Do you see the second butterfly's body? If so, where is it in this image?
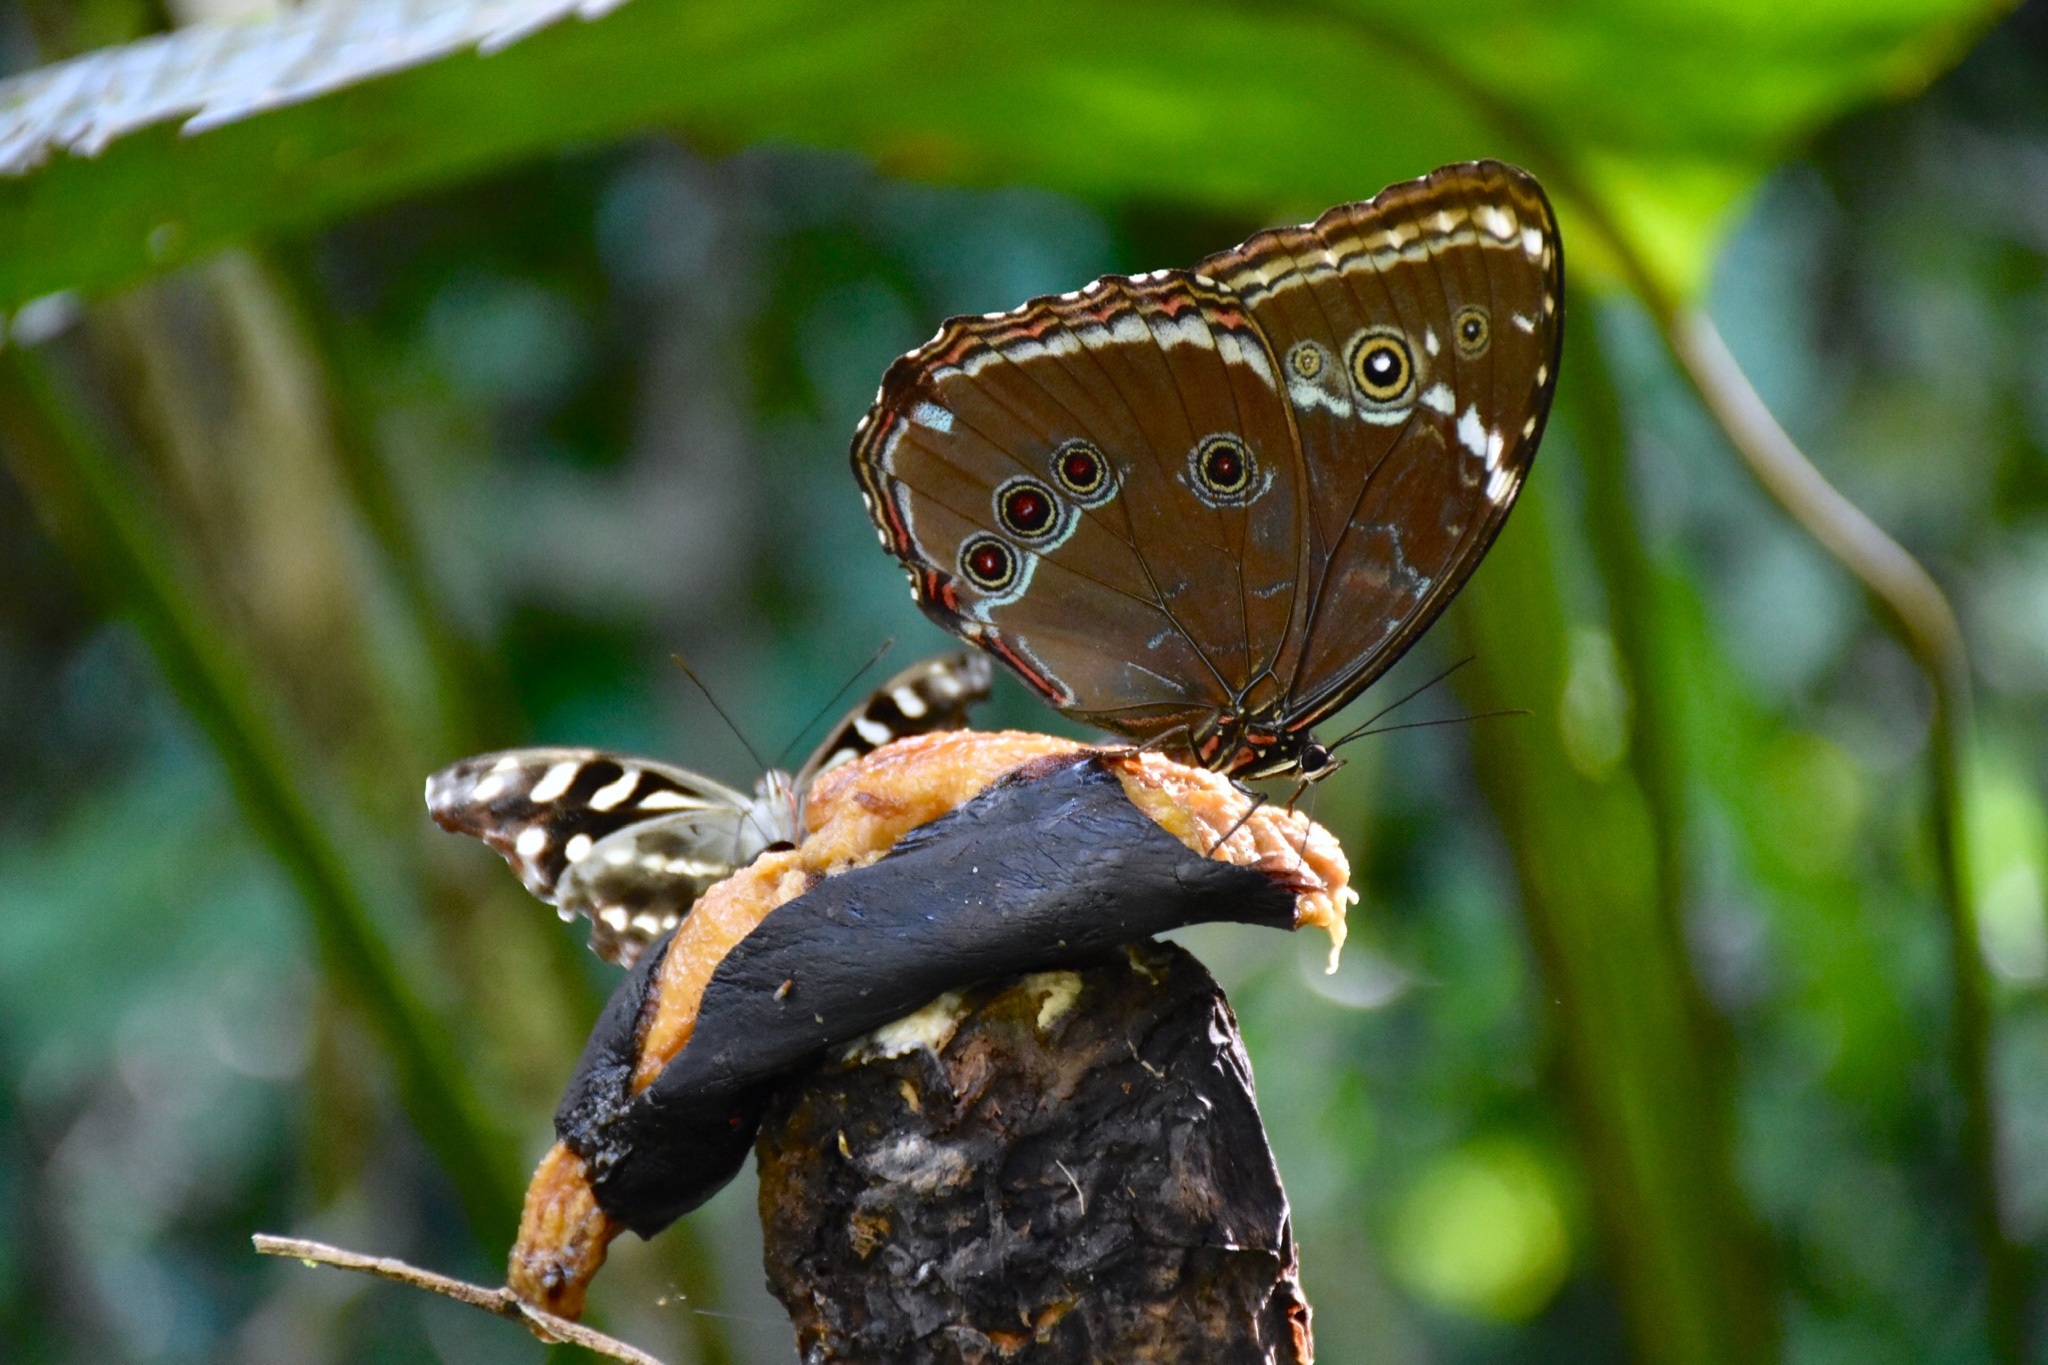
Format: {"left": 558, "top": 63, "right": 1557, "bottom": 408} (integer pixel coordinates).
{"left": 852, "top": 161, "right": 1563, "bottom": 778}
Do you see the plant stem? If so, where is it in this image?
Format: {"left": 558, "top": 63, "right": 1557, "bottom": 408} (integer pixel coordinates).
{"left": 1357, "top": 24, "right": 2019, "bottom": 1346}
{"left": 1559, "top": 172, "right": 2016, "bottom": 1363}
{"left": 1457, "top": 478, "right": 1777, "bottom": 1365}
{"left": 261, "top": 245, "right": 522, "bottom": 756}
{"left": 1664, "top": 312, "right": 2016, "bottom": 1363}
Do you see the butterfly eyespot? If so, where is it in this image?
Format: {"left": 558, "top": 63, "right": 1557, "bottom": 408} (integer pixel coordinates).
{"left": 995, "top": 477, "right": 1062, "bottom": 540}
{"left": 1201, "top": 438, "right": 1248, "bottom": 491}
{"left": 959, "top": 535, "right": 1018, "bottom": 591}
{"left": 1287, "top": 341, "right": 1327, "bottom": 381}
{"left": 1050, "top": 438, "right": 1112, "bottom": 503}
{"left": 1188, "top": 434, "right": 1263, "bottom": 507}
{"left": 1348, "top": 331, "right": 1414, "bottom": 404}
{"left": 1454, "top": 305, "right": 1491, "bottom": 357}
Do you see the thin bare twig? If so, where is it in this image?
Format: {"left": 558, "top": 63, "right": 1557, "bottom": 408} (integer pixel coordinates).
{"left": 252, "top": 1235, "right": 668, "bottom": 1365}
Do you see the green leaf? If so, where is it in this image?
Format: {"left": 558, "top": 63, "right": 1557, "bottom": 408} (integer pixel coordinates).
{"left": 0, "top": 0, "right": 2007, "bottom": 312}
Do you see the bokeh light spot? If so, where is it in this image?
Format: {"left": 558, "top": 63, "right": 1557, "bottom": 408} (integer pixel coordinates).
{"left": 1387, "top": 1138, "right": 1571, "bottom": 1321}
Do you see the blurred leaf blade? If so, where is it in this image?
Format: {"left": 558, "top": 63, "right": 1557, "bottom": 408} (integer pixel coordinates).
{"left": 0, "top": 345, "right": 525, "bottom": 1250}
{"left": 1456, "top": 472, "right": 1779, "bottom": 1365}
{"left": 0, "top": 0, "right": 2006, "bottom": 310}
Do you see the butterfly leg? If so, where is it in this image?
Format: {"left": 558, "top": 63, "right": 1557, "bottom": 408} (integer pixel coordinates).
{"left": 1286, "top": 779, "right": 1323, "bottom": 877}
{"left": 1207, "top": 788, "right": 1271, "bottom": 859}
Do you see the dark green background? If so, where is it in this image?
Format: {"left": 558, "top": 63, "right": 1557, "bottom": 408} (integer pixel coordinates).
{"left": 2, "top": 1, "right": 2046, "bottom": 1361}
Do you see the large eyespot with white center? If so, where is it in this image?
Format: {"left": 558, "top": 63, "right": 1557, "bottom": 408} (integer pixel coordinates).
{"left": 1186, "top": 434, "right": 1269, "bottom": 508}
{"left": 1048, "top": 438, "right": 1115, "bottom": 508}
{"left": 994, "top": 477, "right": 1065, "bottom": 543}
{"left": 959, "top": 534, "right": 1019, "bottom": 592}
{"left": 1348, "top": 329, "right": 1415, "bottom": 406}
{"left": 1454, "top": 305, "right": 1491, "bottom": 358}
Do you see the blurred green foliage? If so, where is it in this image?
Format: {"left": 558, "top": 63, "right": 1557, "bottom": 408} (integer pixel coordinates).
{"left": 2, "top": 2, "right": 2047, "bottom": 1364}
{"left": 0, "top": 0, "right": 2006, "bottom": 308}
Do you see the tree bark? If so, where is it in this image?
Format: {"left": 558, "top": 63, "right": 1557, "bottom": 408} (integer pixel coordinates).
{"left": 755, "top": 941, "right": 1312, "bottom": 1365}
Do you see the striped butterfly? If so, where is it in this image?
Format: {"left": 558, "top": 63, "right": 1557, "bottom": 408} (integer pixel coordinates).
{"left": 427, "top": 653, "right": 992, "bottom": 966}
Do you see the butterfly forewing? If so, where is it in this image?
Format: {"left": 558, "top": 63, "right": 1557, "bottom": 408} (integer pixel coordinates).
{"left": 1199, "top": 163, "right": 1563, "bottom": 727}
{"left": 794, "top": 651, "right": 994, "bottom": 789}
{"left": 853, "top": 273, "right": 1307, "bottom": 744}
{"left": 852, "top": 161, "right": 1563, "bottom": 774}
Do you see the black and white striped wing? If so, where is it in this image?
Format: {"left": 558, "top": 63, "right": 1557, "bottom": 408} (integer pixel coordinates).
{"left": 553, "top": 811, "right": 765, "bottom": 967}
{"left": 426, "top": 748, "right": 770, "bottom": 966}
{"left": 427, "top": 655, "right": 992, "bottom": 968}
{"left": 793, "top": 651, "right": 994, "bottom": 790}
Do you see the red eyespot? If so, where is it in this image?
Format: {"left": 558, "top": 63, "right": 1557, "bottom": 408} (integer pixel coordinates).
{"left": 960, "top": 536, "right": 1018, "bottom": 591}
{"left": 1205, "top": 445, "right": 1242, "bottom": 488}
{"left": 1193, "top": 434, "right": 1254, "bottom": 499}
{"left": 1187, "top": 435, "right": 1262, "bottom": 507}
{"left": 1001, "top": 484, "right": 1055, "bottom": 536}
{"left": 1050, "top": 438, "right": 1112, "bottom": 503}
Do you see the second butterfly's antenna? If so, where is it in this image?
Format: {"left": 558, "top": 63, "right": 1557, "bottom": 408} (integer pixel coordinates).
{"left": 772, "top": 638, "right": 897, "bottom": 771}
{"left": 671, "top": 652, "right": 771, "bottom": 774}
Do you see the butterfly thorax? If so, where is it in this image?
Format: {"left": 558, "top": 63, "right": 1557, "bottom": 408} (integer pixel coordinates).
{"left": 746, "top": 769, "right": 802, "bottom": 850}
{"left": 1189, "top": 710, "right": 1329, "bottom": 781}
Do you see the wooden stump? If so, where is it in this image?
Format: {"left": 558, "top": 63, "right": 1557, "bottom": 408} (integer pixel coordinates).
{"left": 756, "top": 941, "right": 1312, "bottom": 1364}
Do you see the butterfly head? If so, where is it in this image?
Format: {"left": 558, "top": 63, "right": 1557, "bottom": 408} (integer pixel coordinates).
{"left": 1295, "top": 741, "right": 1343, "bottom": 784}
{"left": 1215, "top": 726, "right": 1344, "bottom": 784}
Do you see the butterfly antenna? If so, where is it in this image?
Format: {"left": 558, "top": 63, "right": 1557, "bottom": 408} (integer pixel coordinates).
{"left": 670, "top": 652, "right": 771, "bottom": 772}
{"left": 1326, "top": 655, "right": 1478, "bottom": 750}
{"left": 1338, "top": 709, "right": 1530, "bottom": 745}
{"left": 772, "top": 638, "right": 897, "bottom": 771}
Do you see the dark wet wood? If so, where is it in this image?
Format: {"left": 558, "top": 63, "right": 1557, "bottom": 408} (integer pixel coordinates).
{"left": 755, "top": 941, "right": 1312, "bottom": 1364}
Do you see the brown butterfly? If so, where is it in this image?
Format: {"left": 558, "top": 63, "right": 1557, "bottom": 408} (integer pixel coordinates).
{"left": 851, "top": 161, "right": 1563, "bottom": 779}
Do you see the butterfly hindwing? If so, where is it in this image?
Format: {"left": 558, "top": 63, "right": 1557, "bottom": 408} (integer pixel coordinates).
{"left": 852, "top": 274, "right": 1308, "bottom": 748}
{"left": 554, "top": 809, "right": 763, "bottom": 967}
